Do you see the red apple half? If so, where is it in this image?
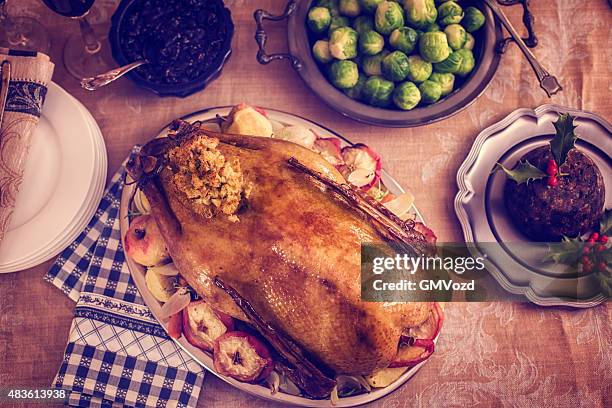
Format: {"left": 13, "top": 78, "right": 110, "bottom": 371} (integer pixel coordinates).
{"left": 213, "top": 331, "right": 274, "bottom": 383}
{"left": 183, "top": 300, "right": 235, "bottom": 352}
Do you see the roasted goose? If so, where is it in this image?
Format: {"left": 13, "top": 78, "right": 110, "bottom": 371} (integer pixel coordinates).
{"left": 127, "top": 120, "right": 437, "bottom": 397}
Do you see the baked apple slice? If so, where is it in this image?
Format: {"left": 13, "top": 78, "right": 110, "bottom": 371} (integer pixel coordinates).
{"left": 222, "top": 103, "right": 273, "bottom": 137}
{"left": 313, "top": 137, "right": 344, "bottom": 167}
{"left": 391, "top": 303, "right": 444, "bottom": 368}
{"left": 183, "top": 300, "right": 235, "bottom": 352}
{"left": 213, "top": 331, "right": 274, "bottom": 383}
{"left": 339, "top": 144, "right": 382, "bottom": 190}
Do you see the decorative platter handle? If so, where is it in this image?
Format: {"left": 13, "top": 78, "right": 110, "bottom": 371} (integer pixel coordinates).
{"left": 253, "top": 0, "right": 302, "bottom": 70}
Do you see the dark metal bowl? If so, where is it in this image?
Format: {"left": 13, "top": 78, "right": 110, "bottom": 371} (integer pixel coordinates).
{"left": 109, "top": 0, "right": 234, "bottom": 98}
{"left": 255, "top": 0, "right": 503, "bottom": 127}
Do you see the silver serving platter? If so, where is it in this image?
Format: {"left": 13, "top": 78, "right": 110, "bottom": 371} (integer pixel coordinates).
{"left": 120, "top": 107, "right": 437, "bottom": 406}
{"left": 455, "top": 104, "right": 611, "bottom": 308}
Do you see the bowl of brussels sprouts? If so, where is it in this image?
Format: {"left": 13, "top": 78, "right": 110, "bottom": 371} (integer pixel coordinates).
{"left": 254, "top": 0, "right": 503, "bottom": 127}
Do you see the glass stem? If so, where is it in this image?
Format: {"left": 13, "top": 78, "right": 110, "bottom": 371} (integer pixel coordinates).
{"left": 78, "top": 16, "right": 101, "bottom": 54}
{"left": 1, "top": 2, "right": 27, "bottom": 47}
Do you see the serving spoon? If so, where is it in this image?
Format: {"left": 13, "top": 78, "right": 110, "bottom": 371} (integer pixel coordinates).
{"left": 80, "top": 59, "right": 148, "bottom": 91}
{"left": 482, "top": 0, "right": 562, "bottom": 97}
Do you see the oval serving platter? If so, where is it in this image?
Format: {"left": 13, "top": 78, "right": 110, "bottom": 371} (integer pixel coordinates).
{"left": 120, "top": 106, "right": 439, "bottom": 406}
{"left": 455, "top": 104, "right": 611, "bottom": 308}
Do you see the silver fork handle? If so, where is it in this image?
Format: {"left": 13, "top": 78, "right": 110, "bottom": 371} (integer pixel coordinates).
{"left": 80, "top": 60, "right": 148, "bottom": 91}
{"left": 483, "top": 0, "right": 562, "bottom": 97}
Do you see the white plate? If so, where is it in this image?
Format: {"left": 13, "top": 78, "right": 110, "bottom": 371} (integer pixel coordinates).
{"left": 121, "top": 107, "right": 437, "bottom": 407}
{"left": 2, "top": 93, "right": 108, "bottom": 270}
{"left": 0, "top": 82, "right": 107, "bottom": 272}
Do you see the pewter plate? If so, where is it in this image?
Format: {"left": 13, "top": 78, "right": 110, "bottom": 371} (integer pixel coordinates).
{"left": 455, "top": 104, "right": 611, "bottom": 308}
{"left": 121, "top": 107, "right": 438, "bottom": 406}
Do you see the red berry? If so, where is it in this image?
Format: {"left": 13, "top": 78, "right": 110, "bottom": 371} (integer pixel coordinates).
{"left": 546, "top": 159, "right": 558, "bottom": 176}
{"left": 595, "top": 244, "right": 606, "bottom": 253}
{"left": 596, "top": 262, "right": 607, "bottom": 272}
{"left": 583, "top": 263, "right": 593, "bottom": 273}
{"left": 587, "top": 237, "right": 596, "bottom": 243}
{"left": 599, "top": 235, "right": 608, "bottom": 244}
{"left": 547, "top": 176, "right": 558, "bottom": 187}
{"left": 590, "top": 232, "right": 600, "bottom": 241}
{"left": 582, "top": 246, "right": 591, "bottom": 254}
{"left": 581, "top": 255, "right": 591, "bottom": 265}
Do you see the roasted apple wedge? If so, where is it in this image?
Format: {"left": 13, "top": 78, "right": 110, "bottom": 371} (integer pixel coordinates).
{"left": 213, "top": 331, "right": 274, "bottom": 383}
{"left": 391, "top": 303, "right": 444, "bottom": 368}
{"left": 313, "top": 137, "right": 344, "bottom": 167}
{"left": 339, "top": 144, "right": 382, "bottom": 190}
{"left": 183, "top": 300, "right": 235, "bottom": 352}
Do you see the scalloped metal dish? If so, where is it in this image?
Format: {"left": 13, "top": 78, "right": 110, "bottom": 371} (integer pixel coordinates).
{"left": 120, "top": 107, "right": 438, "bottom": 406}
{"left": 455, "top": 104, "right": 611, "bottom": 308}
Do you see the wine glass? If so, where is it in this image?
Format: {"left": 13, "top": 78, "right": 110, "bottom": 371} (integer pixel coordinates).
{"left": 0, "top": 0, "right": 51, "bottom": 54}
{"left": 41, "top": 0, "right": 111, "bottom": 79}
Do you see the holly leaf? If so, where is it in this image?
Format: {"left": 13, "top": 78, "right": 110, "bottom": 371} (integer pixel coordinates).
{"left": 599, "top": 209, "right": 611, "bottom": 235}
{"left": 543, "top": 236, "right": 584, "bottom": 264}
{"left": 496, "top": 161, "right": 547, "bottom": 185}
{"left": 550, "top": 113, "right": 578, "bottom": 166}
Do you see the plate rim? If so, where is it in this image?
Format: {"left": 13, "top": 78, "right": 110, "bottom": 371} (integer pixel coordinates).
{"left": 121, "top": 106, "right": 439, "bottom": 406}
{"left": 454, "top": 103, "right": 611, "bottom": 308}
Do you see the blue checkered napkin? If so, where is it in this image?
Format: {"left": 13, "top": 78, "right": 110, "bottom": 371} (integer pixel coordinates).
{"left": 45, "top": 163, "right": 206, "bottom": 408}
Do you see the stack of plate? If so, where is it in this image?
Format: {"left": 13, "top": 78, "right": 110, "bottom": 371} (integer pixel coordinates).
{"left": 0, "top": 82, "right": 107, "bottom": 273}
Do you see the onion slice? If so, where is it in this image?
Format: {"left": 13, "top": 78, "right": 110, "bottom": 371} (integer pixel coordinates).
{"left": 149, "top": 262, "right": 180, "bottom": 276}
{"left": 159, "top": 288, "right": 190, "bottom": 320}
{"left": 383, "top": 192, "right": 415, "bottom": 219}
{"left": 347, "top": 168, "right": 376, "bottom": 188}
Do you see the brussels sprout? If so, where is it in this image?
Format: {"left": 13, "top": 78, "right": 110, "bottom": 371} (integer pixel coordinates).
{"left": 362, "top": 49, "right": 390, "bottom": 76}
{"left": 393, "top": 81, "right": 421, "bottom": 110}
{"left": 462, "top": 6, "right": 485, "bottom": 32}
{"left": 389, "top": 27, "right": 419, "bottom": 54}
{"left": 316, "top": 0, "right": 340, "bottom": 15}
{"left": 403, "top": 0, "right": 437, "bottom": 30}
{"left": 453, "top": 48, "right": 475, "bottom": 76}
{"left": 329, "top": 26, "right": 358, "bottom": 59}
{"left": 307, "top": 7, "right": 332, "bottom": 33}
{"left": 359, "top": 30, "right": 385, "bottom": 55}
{"left": 463, "top": 32, "right": 475, "bottom": 50}
{"left": 429, "top": 72, "right": 455, "bottom": 96}
{"left": 352, "top": 15, "right": 374, "bottom": 34}
{"left": 362, "top": 76, "right": 395, "bottom": 107}
{"left": 381, "top": 50, "right": 410, "bottom": 81}
{"left": 339, "top": 0, "right": 361, "bottom": 17}
{"left": 426, "top": 23, "right": 441, "bottom": 32}
{"left": 444, "top": 23, "right": 467, "bottom": 50}
{"left": 418, "top": 80, "right": 442, "bottom": 103}
{"left": 418, "top": 31, "right": 450, "bottom": 63}
{"left": 312, "top": 40, "right": 333, "bottom": 64}
{"left": 434, "top": 48, "right": 474, "bottom": 76}
{"left": 328, "top": 15, "right": 350, "bottom": 35}
{"left": 437, "top": 1, "right": 463, "bottom": 26}
{"left": 375, "top": 1, "right": 404, "bottom": 35}
{"left": 406, "top": 55, "right": 432, "bottom": 83}
{"left": 360, "top": 0, "right": 384, "bottom": 14}
{"left": 343, "top": 74, "right": 367, "bottom": 99}
{"left": 330, "top": 60, "right": 359, "bottom": 88}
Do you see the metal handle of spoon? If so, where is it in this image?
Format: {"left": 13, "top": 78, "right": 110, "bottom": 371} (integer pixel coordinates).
{"left": 482, "top": 0, "right": 562, "bottom": 97}
{"left": 80, "top": 60, "right": 148, "bottom": 91}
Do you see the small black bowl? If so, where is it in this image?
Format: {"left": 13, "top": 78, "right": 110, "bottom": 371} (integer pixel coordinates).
{"left": 109, "top": 0, "right": 234, "bottom": 97}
